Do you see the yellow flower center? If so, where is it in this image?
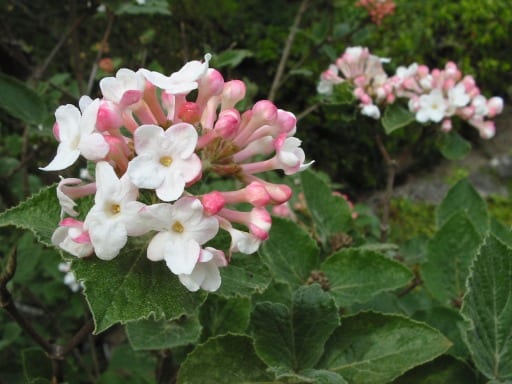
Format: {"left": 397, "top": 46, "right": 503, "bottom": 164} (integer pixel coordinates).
{"left": 111, "top": 203, "right": 121, "bottom": 214}
{"left": 172, "top": 221, "right": 184, "bottom": 233}
{"left": 160, "top": 156, "right": 173, "bottom": 167}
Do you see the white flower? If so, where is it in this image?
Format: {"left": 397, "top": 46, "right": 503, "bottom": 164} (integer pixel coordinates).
{"left": 52, "top": 218, "right": 94, "bottom": 258}
{"left": 40, "top": 98, "right": 109, "bottom": 171}
{"left": 140, "top": 54, "right": 211, "bottom": 94}
{"left": 84, "top": 162, "right": 147, "bottom": 260}
{"left": 274, "top": 135, "right": 313, "bottom": 175}
{"left": 127, "top": 123, "right": 202, "bottom": 201}
{"left": 178, "top": 247, "right": 227, "bottom": 292}
{"left": 99, "top": 68, "right": 146, "bottom": 106}
{"left": 448, "top": 83, "right": 470, "bottom": 108}
{"left": 415, "top": 89, "right": 447, "bottom": 123}
{"left": 143, "top": 197, "right": 219, "bottom": 275}
{"left": 361, "top": 104, "right": 381, "bottom": 119}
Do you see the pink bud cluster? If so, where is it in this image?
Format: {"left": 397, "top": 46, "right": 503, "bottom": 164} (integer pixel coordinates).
{"left": 43, "top": 53, "right": 312, "bottom": 292}
{"left": 317, "top": 46, "right": 504, "bottom": 138}
{"left": 355, "top": 0, "right": 396, "bottom": 25}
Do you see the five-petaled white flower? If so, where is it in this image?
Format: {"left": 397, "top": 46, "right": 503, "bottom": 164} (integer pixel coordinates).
{"left": 140, "top": 53, "right": 211, "bottom": 94}
{"left": 142, "top": 197, "right": 219, "bottom": 275}
{"left": 127, "top": 123, "right": 202, "bottom": 201}
{"left": 40, "top": 98, "right": 109, "bottom": 171}
{"left": 178, "top": 247, "right": 227, "bottom": 292}
{"left": 415, "top": 89, "right": 447, "bottom": 123}
{"left": 84, "top": 161, "right": 147, "bottom": 260}
{"left": 99, "top": 68, "right": 146, "bottom": 107}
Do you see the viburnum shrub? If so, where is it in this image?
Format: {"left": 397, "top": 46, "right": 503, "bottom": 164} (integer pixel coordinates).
{"left": 318, "top": 46, "right": 504, "bottom": 138}
{"left": 1, "top": 49, "right": 511, "bottom": 383}
{"left": 41, "top": 54, "right": 311, "bottom": 292}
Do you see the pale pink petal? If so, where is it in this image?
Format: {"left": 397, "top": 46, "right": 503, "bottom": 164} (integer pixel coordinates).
{"left": 127, "top": 155, "right": 165, "bottom": 189}
{"left": 40, "top": 147, "right": 80, "bottom": 171}
{"left": 79, "top": 132, "right": 109, "bottom": 161}
{"left": 164, "top": 238, "right": 200, "bottom": 275}
{"left": 55, "top": 104, "right": 81, "bottom": 142}
{"left": 133, "top": 124, "right": 164, "bottom": 154}
{"left": 156, "top": 171, "right": 185, "bottom": 201}
{"left": 87, "top": 219, "right": 127, "bottom": 260}
{"left": 147, "top": 231, "right": 172, "bottom": 261}
{"left": 163, "top": 123, "right": 198, "bottom": 158}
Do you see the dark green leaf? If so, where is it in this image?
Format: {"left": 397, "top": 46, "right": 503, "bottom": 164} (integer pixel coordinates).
{"left": 437, "top": 178, "right": 489, "bottom": 235}
{"left": 177, "top": 335, "right": 272, "bottom": 384}
{"left": 98, "top": 343, "right": 156, "bottom": 384}
{"left": 72, "top": 239, "right": 206, "bottom": 334}
{"left": 422, "top": 213, "right": 482, "bottom": 306}
{"left": 0, "top": 72, "right": 46, "bottom": 124}
{"left": 0, "top": 185, "right": 60, "bottom": 246}
{"left": 321, "top": 248, "right": 413, "bottom": 307}
{"left": 216, "top": 252, "right": 272, "bottom": 297}
{"left": 199, "top": 295, "right": 251, "bottom": 339}
{"left": 212, "top": 49, "right": 252, "bottom": 69}
{"left": 21, "top": 348, "right": 51, "bottom": 384}
{"left": 318, "top": 312, "right": 451, "bottom": 384}
{"left": 251, "top": 285, "right": 340, "bottom": 372}
{"left": 381, "top": 104, "right": 416, "bottom": 135}
{"left": 259, "top": 217, "right": 320, "bottom": 288}
{"left": 461, "top": 235, "right": 512, "bottom": 381}
{"left": 438, "top": 131, "right": 472, "bottom": 160}
{"left": 126, "top": 316, "right": 201, "bottom": 350}
{"left": 393, "top": 355, "right": 477, "bottom": 384}
{"left": 300, "top": 169, "right": 352, "bottom": 250}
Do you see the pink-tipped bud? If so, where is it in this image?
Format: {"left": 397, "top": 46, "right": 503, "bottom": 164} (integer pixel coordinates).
{"left": 462, "top": 75, "right": 476, "bottom": 92}
{"left": 252, "top": 100, "right": 278, "bottom": 123}
{"left": 417, "top": 65, "right": 430, "bottom": 77}
{"left": 459, "top": 106, "right": 475, "bottom": 119}
{"left": 264, "top": 183, "right": 292, "bottom": 204}
{"left": 441, "top": 118, "right": 452, "bottom": 132}
{"left": 104, "top": 135, "right": 131, "bottom": 173}
{"left": 178, "top": 101, "right": 202, "bottom": 124}
{"left": 248, "top": 207, "right": 272, "bottom": 240}
{"left": 354, "top": 75, "right": 367, "bottom": 87}
{"left": 443, "top": 78, "right": 456, "bottom": 91}
{"left": 222, "top": 80, "right": 246, "bottom": 110}
{"left": 53, "top": 122, "right": 60, "bottom": 141}
{"left": 275, "top": 109, "right": 297, "bottom": 136}
{"left": 214, "top": 109, "right": 241, "bottom": 138}
{"left": 272, "top": 202, "right": 293, "bottom": 218}
{"left": 202, "top": 191, "right": 226, "bottom": 215}
{"left": 487, "top": 97, "right": 504, "bottom": 118}
{"left": 445, "top": 61, "right": 461, "bottom": 80}
{"left": 120, "top": 89, "right": 143, "bottom": 107}
{"left": 478, "top": 120, "right": 495, "bottom": 139}
{"left": 244, "top": 182, "right": 272, "bottom": 207}
{"left": 96, "top": 100, "right": 123, "bottom": 132}
{"left": 197, "top": 69, "right": 225, "bottom": 106}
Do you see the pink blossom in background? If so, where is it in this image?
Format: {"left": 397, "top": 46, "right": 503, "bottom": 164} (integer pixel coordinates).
{"left": 356, "top": 0, "right": 396, "bottom": 25}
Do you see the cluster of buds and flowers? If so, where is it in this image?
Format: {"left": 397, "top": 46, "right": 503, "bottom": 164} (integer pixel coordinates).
{"left": 355, "top": 0, "right": 396, "bottom": 25}
{"left": 317, "top": 46, "right": 504, "bottom": 138}
{"left": 43, "top": 53, "right": 312, "bottom": 292}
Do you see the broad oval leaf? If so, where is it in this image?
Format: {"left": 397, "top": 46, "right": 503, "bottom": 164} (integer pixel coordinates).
{"left": 321, "top": 248, "right": 413, "bottom": 307}
{"left": 177, "top": 334, "right": 271, "bottom": 384}
{"left": 461, "top": 235, "right": 512, "bottom": 382}
{"left": 0, "top": 73, "right": 46, "bottom": 124}
{"left": 318, "top": 312, "right": 452, "bottom": 384}
{"left": 251, "top": 284, "right": 340, "bottom": 372}
{"left": 381, "top": 103, "right": 415, "bottom": 135}
{"left": 422, "top": 212, "right": 483, "bottom": 306}
{"left": 436, "top": 178, "right": 489, "bottom": 235}
{"left": 259, "top": 217, "right": 320, "bottom": 288}
{"left": 72, "top": 239, "right": 206, "bottom": 334}
{"left": 438, "top": 131, "right": 472, "bottom": 160}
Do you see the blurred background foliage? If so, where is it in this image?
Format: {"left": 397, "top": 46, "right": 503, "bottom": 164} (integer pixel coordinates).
{"left": 1, "top": 0, "right": 511, "bottom": 200}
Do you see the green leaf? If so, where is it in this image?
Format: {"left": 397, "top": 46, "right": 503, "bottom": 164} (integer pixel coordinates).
{"left": 412, "top": 307, "right": 468, "bottom": 359}
{"left": 126, "top": 315, "right": 201, "bottom": 350}
{"left": 0, "top": 185, "right": 60, "bottom": 246}
{"left": 438, "top": 131, "right": 472, "bottom": 160}
{"left": 259, "top": 217, "right": 320, "bottom": 288}
{"left": 422, "top": 213, "right": 483, "bottom": 306}
{"left": 437, "top": 178, "right": 489, "bottom": 235}
{"left": 322, "top": 82, "right": 355, "bottom": 105}
{"left": 177, "top": 334, "right": 272, "bottom": 384}
{"left": 461, "top": 235, "right": 512, "bottom": 381}
{"left": 321, "top": 248, "right": 413, "bottom": 307}
{"left": 72, "top": 239, "right": 206, "bottom": 334}
{"left": 392, "top": 355, "right": 477, "bottom": 384}
{"left": 300, "top": 169, "right": 352, "bottom": 250}
{"left": 199, "top": 295, "right": 251, "bottom": 339}
{"left": 216, "top": 252, "right": 272, "bottom": 297}
{"left": 318, "top": 312, "right": 452, "bottom": 384}
{"left": 98, "top": 343, "right": 156, "bottom": 384}
{"left": 115, "top": 0, "right": 171, "bottom": 15}
{"left": 0, "top": 73, "right": 46, "bottom": 124}
{"left": 212, "top": 49, "right": 253, "bottom": 69}
{"left": 21, "top": 348, "right": 52, "bottom": 384}
{"left": 251, "top": 284, "right": 340, "bottom": 372}
{"left": 381, "top": 104, "right": 416, "bottom": 135}
{"left": 300, "top": 369, "right": 348, "bottom": 383}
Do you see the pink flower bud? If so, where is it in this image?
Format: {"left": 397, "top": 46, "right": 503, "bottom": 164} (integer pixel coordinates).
{"left": 120, "top": 89, "right": 144, "bottom": 107}
{"left": 178, "top": 101, "right": 202, "bottom": 124}
{"left": 487, "top": 97, "right": 504, "bottom": 118}
{"left": 201, "top": 191, "right": 226, "bottom": 215}
{"left": 214, "top": 109, "right": 241, "bottom": 138}
{"left": 197, "top": 69, "right": 225, "bottom": 106}
{"left": 96, "top": 100, "right": 123, "bottom": 132}
{"left": 417, "top": 65, "right": 430, "bottom": 77}
{"left": 221, "top": 80, "right": 246, "bottom": 110}
{"left": 248, "top": 207, "right": 272, "bottom": 240}
{"left": 53, "top": 122, "right": 60, "bottom": 141}
{"left": 441, "top": 118, "right": 452, "bottom": 132}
